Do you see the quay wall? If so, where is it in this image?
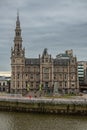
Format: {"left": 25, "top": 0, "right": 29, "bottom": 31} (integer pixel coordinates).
{"left": 0, "top": 97, "right": 87, "bottom": 115}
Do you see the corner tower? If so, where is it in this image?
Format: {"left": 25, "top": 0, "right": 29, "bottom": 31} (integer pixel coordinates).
{"left": 11, "top": 12, "right": 25, "bottom": 94}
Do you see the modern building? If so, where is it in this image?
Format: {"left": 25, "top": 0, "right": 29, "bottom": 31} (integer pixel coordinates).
{"left": 78, "top": 62, "right": 84, "bottom": 85}
{"left": 11, "top": 13, "right": 79, "bottom": 95}
{"left": 78, "top": 61, "right": 87, "bottom": 91}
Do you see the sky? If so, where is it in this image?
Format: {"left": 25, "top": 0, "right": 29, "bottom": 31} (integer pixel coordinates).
{"left": 0, "top": 0, "right": 87, "bottom": 75}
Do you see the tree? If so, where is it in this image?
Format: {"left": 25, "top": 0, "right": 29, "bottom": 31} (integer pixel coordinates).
{"left": 27, "top": 84, "right": 30, "bottom": 92}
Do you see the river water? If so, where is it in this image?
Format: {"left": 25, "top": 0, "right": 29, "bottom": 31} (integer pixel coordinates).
{"left": 0, "top": 111, "right": 87, "bottom": 130}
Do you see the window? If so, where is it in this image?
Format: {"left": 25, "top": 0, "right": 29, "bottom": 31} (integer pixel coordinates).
{"left": 71, "top": 67, "right": 75, "bottom": 72}
{"left": 18, "top": 82, "right": 19, "bottom": 88}
{"left": 36, "top": 82, "right": 39, "bottom": 88}
{"left": 64, "top": 74, "right": 67, "bottom": 79}
{"left": 43, "top": 74, "right": 49, "bottom": 80}
{"left": 36, "top": 74, "right": 39, "bottom": 80}
{"left": 16, "top": 32, "right": 20, "bottom": 36}
{"left": 54, "top": 74, "right": 56, "bottom": 80}
{"left": 17, "top": 73, "right": 20, "bottom": 79}
{"left": 64, "top": 82, "right": 67, "bottom": 87}
{"left": 45, "top": 58, "right": 48, "bottom": 62}
{"left": 43, "top": 68, "right": 49, "bottom": 73}
{"left": 31, "top": 82, "right": 33, "bottom": 87}
{"left": 30, "top": 74, "right": 33, "bottom": 79}
{"left": 71, "top": 74, "right": 75, "bottom": 80}
{"left": 45, "top": 82, "right": 48, "bottom": 88}
{"left": 64, "top": 67, "right": 67, "bottom": 72}
{"left": 17, "top": 66, "right": 20, "bottom": 71}
{"left": 35, "top": 67, "right": 39, "bottom": 73}
{"left": 26, "top": 81, "right": 28, "bottom": 87}
{"left": 59, "top": 67, "right": 63, "bottom": 72}
{"left": 3, "top": 82, "right": 5, "bottom": 86}
{"left": 59, "top": 82, "right": 62, "bottom": 87}
{"left": 54, "top": 68, "right": 58, "bottom": 73}
{"left": 59, "top": 74, "right": 62, "bottom": 79}
{"left": 3, "top": 88, "right": 5, "bottom": 91}
{"left": 30, "top": 67, "right": 34, "bottom": 72}
{"left": 71, "top": 83, "right": 75, "bottom": 87}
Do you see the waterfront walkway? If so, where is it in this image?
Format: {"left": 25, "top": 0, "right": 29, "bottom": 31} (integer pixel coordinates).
{"left": 0, "top": 94, "right": 87, "bottom": 105}
{"left": 0, "top": 94, "right": 87, "bottom": 114}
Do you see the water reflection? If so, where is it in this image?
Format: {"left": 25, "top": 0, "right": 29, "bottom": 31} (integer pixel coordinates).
{"left": 0, "top": 111, "right": 87, "bottom": 130}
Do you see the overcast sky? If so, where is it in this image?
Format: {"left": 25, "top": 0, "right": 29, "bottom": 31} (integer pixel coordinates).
{"left": 0, "top": 0, "right": 87, "bottom": 73}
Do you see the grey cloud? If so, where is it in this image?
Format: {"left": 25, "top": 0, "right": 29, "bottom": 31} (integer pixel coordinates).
{"left": 0, "top": 0, "right": 87, "bottom": 71}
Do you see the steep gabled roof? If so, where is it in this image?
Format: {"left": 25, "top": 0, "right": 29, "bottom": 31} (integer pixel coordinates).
{"left": 25, "top": 58, "right": 40, "bottom": 65}
{"left": 53, "top": 58, "right": 70, "bottom": 66}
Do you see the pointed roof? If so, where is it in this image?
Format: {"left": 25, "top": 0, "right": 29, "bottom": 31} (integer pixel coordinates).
{"left": 16, "top": 10, "right": 20, "bottom": 28}
{"left": 25, "top": 58, "right": 40, "bottom": 65}
{"left": 42, "top": 48, "right": 48, "bottom": 57}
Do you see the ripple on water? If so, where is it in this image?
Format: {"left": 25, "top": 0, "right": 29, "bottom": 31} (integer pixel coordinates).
{"left": 0, "top": 112, "right": 87, "bottom": 130}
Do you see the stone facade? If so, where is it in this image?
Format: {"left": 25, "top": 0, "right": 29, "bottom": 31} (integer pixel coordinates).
{"left": 0, "top": 76, "right": 10, "bottom": 93}
{"left": 11, "top": 14, "right": 79, "bottom": 95}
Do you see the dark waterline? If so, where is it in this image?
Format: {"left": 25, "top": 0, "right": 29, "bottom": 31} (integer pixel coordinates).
{"left": 0, "top": 111, "right": 87, "bottom": 130}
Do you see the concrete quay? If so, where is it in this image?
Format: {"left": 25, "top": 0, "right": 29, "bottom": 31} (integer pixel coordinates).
{"left": 0, "top": 95, "right": 87, "bottom": 115}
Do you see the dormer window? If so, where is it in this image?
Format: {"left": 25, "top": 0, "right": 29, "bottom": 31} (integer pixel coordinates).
{"left": 45, "top": 58, "right": 48, "bottom": 62}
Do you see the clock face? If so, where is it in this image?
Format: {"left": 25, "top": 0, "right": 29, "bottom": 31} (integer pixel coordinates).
{"left": 12, "top": 58, "right": 24, "bottom": 64}
{"left": 16, "top": 58, "right": 21, "bottom": 63}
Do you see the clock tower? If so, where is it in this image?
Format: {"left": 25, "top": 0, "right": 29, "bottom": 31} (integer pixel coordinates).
{"left": 11, "top": 12, "right": 25, "bottom": 94}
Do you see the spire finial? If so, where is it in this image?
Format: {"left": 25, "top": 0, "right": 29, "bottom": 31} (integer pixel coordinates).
{"left": 17, "top": 9, "right": 19, "bottom": 21}
{"left": 16, "top": 9, "right": 20, "bottom": 27}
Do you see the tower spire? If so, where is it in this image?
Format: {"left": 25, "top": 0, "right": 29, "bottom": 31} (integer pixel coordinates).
{"left": 17, "top": 9, "right": 19, "bottom": 20}
{"left": 16, "top": 10, "right": 20, "bottom": 28}
{"left": 13, "top": 11, "right": 23, "bottom": 56}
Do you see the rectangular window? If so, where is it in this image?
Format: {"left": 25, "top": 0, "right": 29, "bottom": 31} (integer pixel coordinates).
{"left": 64, "top": 74, "right": 67, "bottom": 79}
{"left": 59, "top": 82, "right": 62, "bottom": 87}
{"left": 64, "top": 67, "right": 67, "bottom": 72}
{"left": 30, "top": 67, "right": 34, "bottom": 72}
{"left": 35, "top": 67, "right": 40, "bottom": 73}
{"left": 18, "top": 82, "right": 19, "bottom": 88}
{"left": 71, "top": 82, "right": 75, "bottom": 87}
{"left": 36, "top": 74, "right": 40, "bottom": 80}
{"left": 30, "top": 74, "right": 33, "bottom": 79}
{"left": 17, "top": 73, "right": 20, "bottom": 79}
{"left": 54, "top": 74, "right": 56, "bottom": 80}
{"left": 59, "top": 67, "right": 63, "bottom": 72}
{"left": 45, "top": 58, "right": 48, "bottom": 62}
{"left": 31, "top": 82, "right": 33, "bottom": 87}
{"left": 26, "top": 81, "right": 28, "bottom": 87}
{"left": 71, "top": 74, "right": 75, "bottom": 80}
{"left": 43, "top": 74, "right": 49, "bottom": 80}
{"left": 59, "top": 74, "right": 63, "bottom": 79}
{"left": 43, "top": 68, "right": 49, "bottom": 73}
{"left": 64, "top": 82, "right": 67, "bottom": 87}
{"left": 36, "top": 82, "right": 39, "bottom": 88}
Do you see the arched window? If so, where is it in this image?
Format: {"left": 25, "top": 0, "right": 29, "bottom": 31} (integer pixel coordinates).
{"left": 3, "top": 82, "right": 5, "bottom": 86}
{"left": 16, "top": 32, "right": 20, "bottom": 36}
{"left": 3, "top": 88, "right": 5, "bottom": 91}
